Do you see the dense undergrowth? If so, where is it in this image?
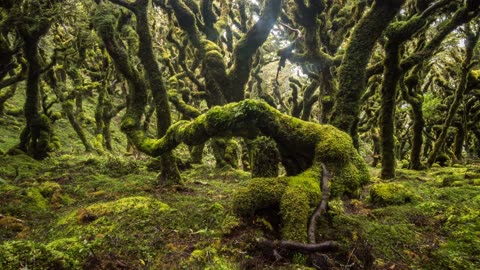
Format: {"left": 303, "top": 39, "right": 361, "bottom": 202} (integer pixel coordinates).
{"left": 1, "top": 92, "right": 480, "bottom": 269}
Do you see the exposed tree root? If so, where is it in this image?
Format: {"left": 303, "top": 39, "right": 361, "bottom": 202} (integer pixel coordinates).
{"left": 256, "top": 239, "right": 340, "bottom": 253}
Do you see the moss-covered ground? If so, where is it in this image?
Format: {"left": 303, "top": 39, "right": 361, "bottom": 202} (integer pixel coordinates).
{"left": 1, "top": 91, "right": 480, "bottom": 269}
{"left": 1, "top": 149, "right": 479, "bottom": 269}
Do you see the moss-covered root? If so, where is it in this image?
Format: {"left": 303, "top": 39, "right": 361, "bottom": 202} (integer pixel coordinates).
{"left": 233, "top": 168, "right": 322, "bottom": 241}
{"left": 251, "top": 136, "right": 280, "bottom": 178}
{"left": 280, "top": 186, "right": 311, "bottom": 242}
{"left": 232, "top": 153, "right": 368, "bottom": 242}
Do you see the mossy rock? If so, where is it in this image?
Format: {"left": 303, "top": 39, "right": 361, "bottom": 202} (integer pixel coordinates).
{"left": 369, "top": 183, "right": 416, "bottom": 207}
{"left": 0, "top": 240, "right": 77, "bottom": 270}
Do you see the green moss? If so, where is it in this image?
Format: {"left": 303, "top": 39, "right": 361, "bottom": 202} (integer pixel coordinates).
{"left": 280, "top": 186, "right": 310, "bottom": 242}
{"left": 251, "top": 136, "right": 280, "bottom": 178}
{"left": 53, "top": 196, "right": 170, "bottom": 267}
{"left": 232, "top": 177, "right": 288, "bottom": 217}
{"left": 369, "top": 182, "right": 416, "bottom": 207}
{"left": 316, "top": 125, "right": 357, "bottom": 162}
{"left": 232, "top": 168, "right": 322, "bottom": 241}
{"left": 38, "top": 181, "right": 61, "bottom": 198}
{"left": 25, "top": 188, "right": 48, "bottom": 210}
{"left": 0, "top": 216, "right": 30, "bottom": 239}
{"left": 432, "top": 201, "right": 480, "bottom": 269}
{"left": 0, "top": 240, "right": 77, "bottom": 270}
{"left": 211, "top": 138, "right": 239, "bottom": 169}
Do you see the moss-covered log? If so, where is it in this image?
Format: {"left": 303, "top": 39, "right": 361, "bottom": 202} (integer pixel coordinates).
{"left": 123, "top": 99, "right": 367, "bottom": 175}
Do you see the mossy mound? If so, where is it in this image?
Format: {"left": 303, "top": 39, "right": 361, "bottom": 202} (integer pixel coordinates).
{"left": 369, "top": 182, "right": 416, "bottom": 207}
{"left": 0, "top": 240, "right": 77, "bottom": 270}
{"left": 52, "top": 196, "right": 170, "bottom": 269}
{"left": 0, "top": 183, "right": 49, "bottom": 219}
{"left": 0, "top": 180, "right": 73, "bottom": 222}
{"left": 0, "top": 154, "right": 46, "bottom": 180}
{"left": 233, "top": 167, "right": 322, "bottom": 242}
{"left": 0, "top": 215, "right": 30, "bottom": 239}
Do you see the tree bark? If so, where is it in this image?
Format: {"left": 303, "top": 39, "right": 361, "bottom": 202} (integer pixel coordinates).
{"left": 427, "top": 27, "right": 479, "bottom": 167}
{"left": 330, "top": 0, "right": 404, "bottom": 148}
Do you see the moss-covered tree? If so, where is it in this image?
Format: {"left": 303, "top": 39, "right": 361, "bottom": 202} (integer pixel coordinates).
{"left": 427, "top": 22, "right": 480, "bottom": 167}
{"left": 14, "top": 1, "right": 59, "bottom": 159}
{"left": 329, "top": 0, "right": 405, "bottom": 147}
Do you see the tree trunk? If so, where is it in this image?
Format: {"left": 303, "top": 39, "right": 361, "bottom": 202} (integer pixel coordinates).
{"left": 379, "top": 42, "right": 401, "bottom": 179}
{"left": 427, "top": 28, "right": 479, "bottom": 167}
{"left": 49, "top": 69, "right": 93, "bottom": 152}
{"left": 330, "top": 0, "right": 404, "bottom": 147}
{"left": 133, "top": 1, "right": 182, "bottom": 185}
{"left": 453, "top": 125, "right": 465, "bottom": 164}
{"left": 17, "top": 22, "right": 52, "bottom": 160}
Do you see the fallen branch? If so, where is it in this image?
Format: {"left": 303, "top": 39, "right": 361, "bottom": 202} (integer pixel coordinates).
{"left": 308, "top": 162, "right": 332, "bottom": 244}
{"left": 257, "top": 239, "right": 340, "bottom": 253}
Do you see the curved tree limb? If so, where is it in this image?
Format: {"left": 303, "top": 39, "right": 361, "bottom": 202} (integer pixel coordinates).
{"left": 121, "top": 99, "right": 363, "bottom": 176}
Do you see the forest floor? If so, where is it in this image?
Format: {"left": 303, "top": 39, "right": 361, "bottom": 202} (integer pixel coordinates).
{"left": 0, "top": 101, "right": 479, "bottom": 269}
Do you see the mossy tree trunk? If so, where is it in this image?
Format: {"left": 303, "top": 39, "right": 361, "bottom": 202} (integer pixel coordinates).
{"left": 329, "top": 0, "right": 404, "bottom": 148}
{"left": 93, "top": 2, "right": 181, "bottom": 185}
{"left": 301, "top": 79, "right": 319, "bottom": 121}
{"left": 122, "top": 99, "right": 368, "bottom": 180}
{"left": 167, "top": 0, "right": 281, "bottom": 168}
{"left": 251, "top": 136, "right": 280, "bottom": 178}
{"left": 379, "top": 41, "right": 401, "bottom": 179}
{"left": 106, "top": 0, "right": 182, "bottom": 184}
{"left": 0, "top": 84, "right": 17, "bottom": 115}
{"left": 378, "top": 1, "right": 460, "bottom": 178}
{"left": 453, "top": 124, "right": 466, "bottom": 163}
{"left": 46, "top": 68, "right": 94, "bottom": 152}
{"left": 427, "top": 25, "right": 479, "bottom": 167}
{"left": 16, "top": 17, "right": 53, "bottom": 160}
{"left": 401, "top": 60, "right": 432, "bottom": 170}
